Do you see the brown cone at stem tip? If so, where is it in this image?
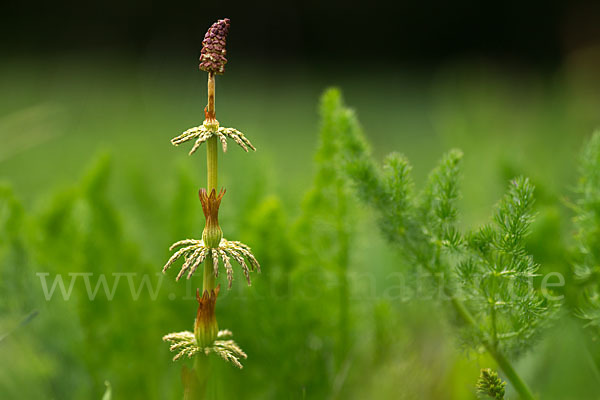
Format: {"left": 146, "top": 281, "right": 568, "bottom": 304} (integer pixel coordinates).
{"left": 199, "top": 18, "right": 230, "bottom": 74}
{"left": 194, "top": 286, "right": 220, "bottom": 348}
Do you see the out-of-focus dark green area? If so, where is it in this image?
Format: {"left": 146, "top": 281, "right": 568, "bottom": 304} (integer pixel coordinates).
{"left": 1, "top": 47, "right": 600, "bottom": 399}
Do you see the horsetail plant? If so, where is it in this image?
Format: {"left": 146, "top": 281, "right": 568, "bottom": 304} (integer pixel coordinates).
{"left": 321, "top": 88, "right": 560, "bottom": 399}
{"left": 161, "top": 17, "right": 260, "bottom": 394}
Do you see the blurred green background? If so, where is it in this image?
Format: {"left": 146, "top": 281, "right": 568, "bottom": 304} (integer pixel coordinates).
{"left": 2, "top": 6, "right": 600, "bottom": 397}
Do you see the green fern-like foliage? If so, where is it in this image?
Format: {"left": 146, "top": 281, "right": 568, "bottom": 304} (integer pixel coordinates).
{"left": 327, "top": 87, "right": 558, "bottom": 359}
{"left": 573, "top": 130, "right": 600, "bottom": 335}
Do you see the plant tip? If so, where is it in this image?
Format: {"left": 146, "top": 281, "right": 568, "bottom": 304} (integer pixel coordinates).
{"left": 199, "top": 18, "right": 231, "bottom": 74}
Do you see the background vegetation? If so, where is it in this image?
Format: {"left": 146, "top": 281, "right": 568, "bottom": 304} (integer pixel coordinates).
{"left": 1, "top": 50, "right": 600, "bottom": 398}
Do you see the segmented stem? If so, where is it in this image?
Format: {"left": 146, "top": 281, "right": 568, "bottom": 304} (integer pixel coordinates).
{"left": 207, "top": 72, "right": 216, "bottom": 120}
{"left": 207, "top": 136, "right": 218, "bottom": 194}
{"left": 203, "top": 72, "right": 219, "bottom": 294}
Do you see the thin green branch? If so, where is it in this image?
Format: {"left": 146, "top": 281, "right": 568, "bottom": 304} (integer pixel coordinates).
{"left": 448, "top": 293, "right": 535, "bottom": 399}
{"left": 324, "top": 87, "right": 541, "bottom": 400}
{"left": 425, "top": 247, "right": 536, "bottom": 399}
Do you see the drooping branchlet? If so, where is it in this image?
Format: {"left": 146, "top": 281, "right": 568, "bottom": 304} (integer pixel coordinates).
{"left": 171, "top": 122, "right": 256, "bottom": 154}
{"left": 163, "top": 237, "right": 260, "bottom": 287}
{"left": 163, "top": 329, "right": 247, "bottom": 368}
{"left": 199, "top": 18, "right": 230, "bottom": 74}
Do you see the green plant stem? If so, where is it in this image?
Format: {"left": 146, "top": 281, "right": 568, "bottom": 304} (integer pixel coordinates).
{"left": 449, "top": 296, "right": 536, "bottom": 400}
{"left": 335, "top": 183, "right": 349, "bottom": 359}
{"left": 193, "top": 73, "right": 219, "bottom": 396}
{"left": 584, "top": 346, "right": 600, "bottom": 384}
{"left": 203, "top": 256, "right": 216, "bottom": 292}
{"left": 426, "top": 250, "right": 534, "bottom": 399}
{"left": 206, "top": 136, "right": 218, "bottom": 193}
{"left": 182, "top": 356, "right": 209, "bottom": 400}
{"left": 485, "top": 341, "right": 535, "bottom": 400}
{"left": 203, "top": 137, "right": 218, "bottom": 293}
{"left": 207, "top": 72, "right": 215, "bottom": 120}
{"left": 203, "top": 71, "right": 218, "bottom": 294}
